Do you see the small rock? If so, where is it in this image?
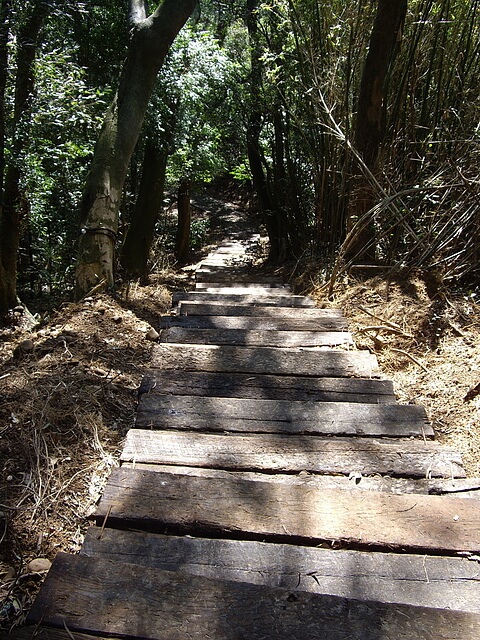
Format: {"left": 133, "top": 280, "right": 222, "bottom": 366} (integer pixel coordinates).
{"left": 20, "top": 339, "right": 35, "bottom": 352}
{"left": 58, "top": 334, "right": 75, "bottom": 344}
{"left": 13, "top": 338, "right": 35, "bottom": 357}
{"left": 13, "top": 305, "right": 24, "bottom": 314}
{"left": 26, "top": 558, "right": 52, "bottom": 573}
{"left": 83, "top": 297, "right": 93, "bottom": 303}
{"left": 0, "top": 565, "right": 15, "bottom": 582}
{"left": 146, "top": 328, "right": 160, "bottom": 341}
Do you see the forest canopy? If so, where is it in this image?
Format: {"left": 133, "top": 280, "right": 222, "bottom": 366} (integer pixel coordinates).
{"left": 0, "top": 0, "right": 479, "bottom": 313}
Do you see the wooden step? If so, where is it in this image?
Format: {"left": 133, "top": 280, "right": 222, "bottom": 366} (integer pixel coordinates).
{"left": 120, "top": 430, "right": 463, "bottom": 478}
{"left": 26, "top": 553, "right": 480, "bottom": 639}
{"left": 135, "top": 395, "right": 433, "bottom": 438}
{"left": 201, "top": 258, "right": 251, "bottom": 266}
{"left": 160, "top": 326, "right": 353, "bottom": 348}
{"left": 10, "top": 630, "right": 111, "bottom": 640}
{"left": 160, "top": 314, "right": 349, "bottom": 331}
{"left": 97, "top": 467, "right": 475, "bottom": 552}
{"left": 193, "top": 286, "right": 292, "bottom": 295}
{"left": 195, "top": 281, "right": 290, "bottom": 290}
{"left": 177, "top": 301, "right": 342, "bottom": 317}
{"left": 138, "top": 370, "right": 396, "bottom": 403}
{"left": 81, "top": 528, "right": 480, "bottom": 614}
{"left": 195, "top": 271, "right": 285, "bottom": 284}
{"left": 151, "top": 344, "right": 379, "bottom": 378}
{"left": 120, "top": 463, "right": 480, "bottom": 498}
{"left": 172, "top": 291, "right": 316, "bottom": 307}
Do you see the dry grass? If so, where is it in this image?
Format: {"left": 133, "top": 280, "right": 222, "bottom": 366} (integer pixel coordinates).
{"left": 0, "top": 285, "right": 171, "bottom": 632}
{"left": 318, "top": 271, "right": 480, "bottom": 475}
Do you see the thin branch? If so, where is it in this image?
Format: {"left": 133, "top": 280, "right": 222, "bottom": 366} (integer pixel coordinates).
{"left": 129, "top": 0, "right": 147, "bottom": 25}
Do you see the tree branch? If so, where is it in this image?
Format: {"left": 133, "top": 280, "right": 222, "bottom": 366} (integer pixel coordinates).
{"left": 152, "top": 0, "right": 197, "bottom": 23}
{"left": 129, "top": 0, "right": 147, "bottom": 25}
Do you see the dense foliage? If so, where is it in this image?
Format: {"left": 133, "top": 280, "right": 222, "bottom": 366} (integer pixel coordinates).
{"left": 1, "top": 0, "right": 479, "bottom": 311}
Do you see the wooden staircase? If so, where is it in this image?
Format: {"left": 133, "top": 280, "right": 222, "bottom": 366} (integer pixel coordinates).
{"left": 12, "top": 234, "right": 480, "bottom": 639}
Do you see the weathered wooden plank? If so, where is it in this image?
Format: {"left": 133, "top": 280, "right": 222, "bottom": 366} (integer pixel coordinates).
{"left": 82, "top": 528, "right": 480, "bottom": 613}
{"left": 195, "top": 274, "right": 286, "bottom": 284}
{"left": 172, "top": 291, "right": 316, "bottom": 307}
{"left": 121, "top": 430, "right": 463, "bottom": 478}
{"left": 195, "top": 267, "right": 278, "bottom": 278}
{"left": 160, "top": 313, "right": 349, "bottom": 331}
{"left": 9, "top": 630, "right": 115, "bottom": 640}
{"left": 195, "top": 282, "right": 291, "bottom": 291}
{"left": 135, "top": 395, "right": 433, "bottom": 438}
{"left": 151, "top": 344, "right": 380, "bottom": 378}
{"left": 193, "top": 287, "right": 291, "bottom": 296}
{"left": 161, "top": 326, "right": 353, "bottom": 348}
{"left": 119, "top": 463, "right": 480, "bottom": 498}
{"left": 177, "top": 301, "right": 343, "bottom": 317}
{"left": 27, "top": 553, "right": 480, "bottom": 639}
{"left": 139, "top": 370, "right": 395, "bottom": 403}
{"left": 97, "top": 468, "right": 476, "bottom": 552}
{"left": 200, "top": 259, "right": 249, "bottom": 266}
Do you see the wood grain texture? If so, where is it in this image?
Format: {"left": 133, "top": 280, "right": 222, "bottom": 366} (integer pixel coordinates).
{"left": 160, "top": 326, "right": 353, "bottom": 347}
{"left": 195, "top": 281, "right": 289, "bottom": 290}
{"left": 195, "top": 270, "right": 285, "bottom": 284}
{"left": 177, "top": 301, "right": 343, "bottom": 317}
{"left": 160, "top": 314, "right": 349, "bottom": 331}
{"left": 172, "top": 291, "right": 316, "bottom": 307}
{"left": 151, "top": 343, "right": 380, "bottom": 378}
{"left": 193, "top": 286, "right": 291, "bottom": 295}
{"left": 135, "top": 395, "right": 433, "bottom": 438}
{"left": 9, "top": 630, "right": 115, "bottom": 640}
{"left": 138, "top": 370, "right": 396, "bottom": 403}
{"left": 97, "top": 468, "right": 476, "bottom": 552}
{"left": 119, "top": 463, "right": 480, "bottom": 498}
{"left": 81, "top": 528, "right": 480, "bottom": 613}
{"left": 120, "top": 430, "right": 464, "bottom": 477}
{"left": 27, "top": 552, "right": 480, "bottom": 639}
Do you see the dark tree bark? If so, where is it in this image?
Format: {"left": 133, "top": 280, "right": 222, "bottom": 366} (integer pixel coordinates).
{"left": 74, "top": 0, "right": 196, "bottom": 299}
{"left": 120, "top": 136, "right": 169, "bottom": 280}
{"left": 0, "top": 0, "right": 50, "bottom": 312}
{"left": 345, "top": 0, "right": 407, "bottom": 263}
{"left": 245, "top": 0, "right": 281, "bottom": 263}
{"left": 175, "top": 178, "right": 191, "bottom": 264}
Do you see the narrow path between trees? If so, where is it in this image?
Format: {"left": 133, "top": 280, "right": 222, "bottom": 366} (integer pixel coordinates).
{"left": 11, "top": 215, "right": 480, "bottom": 639}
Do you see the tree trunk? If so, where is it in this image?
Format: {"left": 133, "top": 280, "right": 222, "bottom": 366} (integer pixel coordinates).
{"left": 74, "top": 0, "right": 196, "bottom": 300}
{"left": 120, "top": 136, "right": 169, "bottom": 280}
{"left": 245, "top": 0, "right": 280, "bottom": 263}
{"left": 0, "top": 0, "right": 49, "bottom": 313}
{"left": 345, "top": 0, "right": 407, "bottom": 263}
{"left": 175, "top": 178, "right": 191, "bottom": 264}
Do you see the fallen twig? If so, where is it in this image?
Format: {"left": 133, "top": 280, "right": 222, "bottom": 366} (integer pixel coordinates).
{"left": 357, "top": 305, "right": 402, "bottom": 330}
{"left": 358, "top": 325, "right": 413, "bottom": 338}
{"left": 97, "top": 505, "right": 112, "bottom": 540}
{"left": 390, "top": 348, "right": 429, "bottom": 373}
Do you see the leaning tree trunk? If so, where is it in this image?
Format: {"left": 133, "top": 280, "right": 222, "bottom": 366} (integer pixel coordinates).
{"left": 0, "top": 0, "right": 49, "bottom": 313}
{"left": 74, "top": 0, "right": 196, "bottom": 300}
{"left": 175, "top": 178, "right": 191, "bottom": 264}
{"left": 345, "top": 0, "right": 407, "bottom": 263}
{"left": 120, "top": 136, "right": 169, "bottom": 280}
